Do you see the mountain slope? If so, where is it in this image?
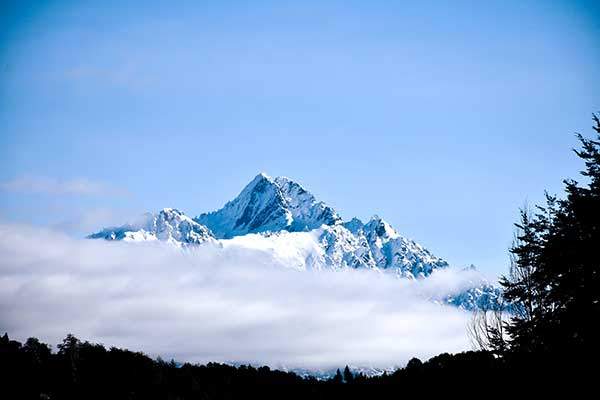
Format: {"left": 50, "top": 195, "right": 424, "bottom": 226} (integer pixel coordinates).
{"left": 194, "top": 173, "right": 341, "bottom": 239}
{"left": 88, "top": 208, "right": 215, "bottom": 246}
{"left": 361, "top": 216, "right": 449, "bottom": 278}
{"left": 273, "top": 176, "right": 341, "bottom": 231}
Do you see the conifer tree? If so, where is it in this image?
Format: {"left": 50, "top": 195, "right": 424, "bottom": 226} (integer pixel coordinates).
{"left": 332, "top": 368, "right": 343, "bottom": 384}
{"left": 343, "top": 365, "right": 354, "bottom": 383}
{"left": 501, "top": 114, "right": 600, "bottom": 357}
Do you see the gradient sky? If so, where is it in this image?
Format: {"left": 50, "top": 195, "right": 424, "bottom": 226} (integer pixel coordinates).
{"left": 1, "top": 0, "right": 599, "bottom": 278}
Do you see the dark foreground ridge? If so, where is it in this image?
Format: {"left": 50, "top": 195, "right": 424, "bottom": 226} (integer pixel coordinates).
{"left": 0, "top": 332, "right": 589, "bottom": 399}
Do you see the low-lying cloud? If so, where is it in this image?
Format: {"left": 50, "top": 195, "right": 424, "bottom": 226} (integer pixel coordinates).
{"left": 0, "top": 223, "right": 477, "bottom": 371}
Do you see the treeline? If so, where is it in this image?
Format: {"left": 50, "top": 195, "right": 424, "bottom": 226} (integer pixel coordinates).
{"left": 0, "top": 333, "right": 576, "bottom": 399}
{"left": 2, "top": 115, "right": 597, "bottom": 398}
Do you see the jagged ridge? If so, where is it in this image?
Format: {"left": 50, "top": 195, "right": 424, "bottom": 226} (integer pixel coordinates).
{"left": 194, "top": 173, "right": 341, "bottom": 238}
{"left": 88, "top": 208, "right": 215, "bottom": 246}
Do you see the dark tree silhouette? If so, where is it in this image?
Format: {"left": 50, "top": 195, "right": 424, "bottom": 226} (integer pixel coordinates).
{"left": 332, "top": 368, "right": 343, "bottom": 384}
{"left": 500, "top": 114, "right": 599, "bottom": 361}
{"left": 343, "top": 365, "right": 354, "bottom": 383}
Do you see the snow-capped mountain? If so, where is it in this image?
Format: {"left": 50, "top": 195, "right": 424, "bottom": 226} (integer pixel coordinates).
{"left": 88, "top": 173, "right": 503, "bottom": 310}
{"left": 194, "top": 173, "right": 341, "bottom": 238}
{"left": 354, "top": 215, "right": 449, "bottom": 278}
{"left": 219, "top": 224, "right": 375, "bottom": 272}
{"left": 218, "top": 220, "right": 447, "bottom": 279}
{"left": 88, "top": 208, "right": 215, "bottom": 246}
{"left": 445, "top": 284, "right": 504, "bottom": 311}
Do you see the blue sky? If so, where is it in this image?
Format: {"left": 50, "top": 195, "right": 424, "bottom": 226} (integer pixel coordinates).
{"left": 1, "top": 0, "right": 599, "bottom": 277}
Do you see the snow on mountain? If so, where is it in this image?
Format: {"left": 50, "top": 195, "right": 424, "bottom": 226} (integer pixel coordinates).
{"left": 318, "top": 216, "right": 449, "bottom": 277}
{"left": 190, "top": 173, "right": 446, "bottom": 277}
{"left": 220, "top": 230, "right": 326, "bottom": 271}
{"left": 361, "top": 216, "right": 449, "bottom": 278}
{"left": 445, "top": 284, "right": 504, "bottom": 311}
{"left": 217, "top": 216, "right": 447, "bottom": 278}
{"left": 87, "top": 173, "right": 503, "bottom": 311}
{"left": 220, "top": 225, "right": 377, "bottom": 271}
{"left": 343, "top": 217, "right": 364, "bottom": 235}
{"left": 88, "top": 208, "right": 216, "bottom": 246}
{"left": 194, "top": 173, "right": 341, "bottom": 239}
{"left": 317, "top": 224, "right": 377, "bottom": 270}
{"left": 273, "top": 176, "right": 341, "bottom": 231}
{"left": 441, "top": 266, "right": 505, "bottom": 311}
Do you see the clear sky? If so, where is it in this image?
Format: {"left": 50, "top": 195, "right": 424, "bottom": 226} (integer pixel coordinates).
{"left": 1, "top": 0, "right": 599, "bottom": 278}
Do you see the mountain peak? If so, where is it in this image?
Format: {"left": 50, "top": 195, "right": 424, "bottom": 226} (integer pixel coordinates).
{"left": 253, "top": 172, "right": 272, "bottom": 182}
{"left": 161, "top": 207, "right": 182, "bottom": 215}
{"left": 89, "top": 208, "right": 215, "bottom": 246}
{"left": 343, "top": 217, "right": 364, "bottom": 235}
{"left": 195, "top": 173, "right": 340, "bottom": 238}
{"left": 365, "top": 215, "right": 400, "bottom": 240}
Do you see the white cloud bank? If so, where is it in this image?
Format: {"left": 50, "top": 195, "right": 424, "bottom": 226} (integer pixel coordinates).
{"left": 0, "top": 223, "right": 477, "bottom": 371}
